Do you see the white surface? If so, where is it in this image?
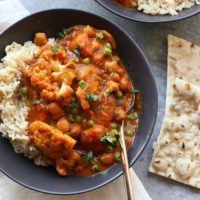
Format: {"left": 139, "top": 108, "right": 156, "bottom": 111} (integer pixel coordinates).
{"left": 0, "top": 0, "right": 152, "bottom": 199}
{"left": 0, "top": 0, "right": 29, "bottom": 32}
{"left": 0, "top": 169, "right": 151, "bottom": 200}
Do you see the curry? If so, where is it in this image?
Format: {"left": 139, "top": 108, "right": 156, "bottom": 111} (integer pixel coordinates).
{"left": 21, "top": 25, "right": 139, "bottom": 176}
{"left": 114, "top": 0, "right": 137, "bottom": 8}
{"left": 114, "top": 0, "right": 132, "bottom": 7}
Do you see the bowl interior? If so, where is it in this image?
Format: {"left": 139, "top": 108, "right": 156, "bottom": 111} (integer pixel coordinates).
{"left": 0, "top": 9, "right": 157, "bottom": 194}
{"left": 96, "top": 0, "right": 200, "bottom": 22}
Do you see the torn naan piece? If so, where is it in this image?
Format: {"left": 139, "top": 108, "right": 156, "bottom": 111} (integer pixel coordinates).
{"left": 150, "top": 78, "right": 200, "bottom": 189}
{"left": 167, "top": 34, "right": 200, "bottom": 110}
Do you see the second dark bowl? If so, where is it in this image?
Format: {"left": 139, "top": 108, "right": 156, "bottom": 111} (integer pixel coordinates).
{"left": 0, "top": 9, "right": 157, "bottom": 195}
{"left": 96, "top": 0, "right": 200, "bottom": 23}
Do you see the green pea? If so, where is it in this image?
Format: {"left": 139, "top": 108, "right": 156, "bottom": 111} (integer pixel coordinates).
{"left": 71, "top": 108, "right": 78, "bottom": 114}
{"left": 78, "top": 80, "right": 86, "bottom": 90}
{"left": 68, "top": 114, "right": 75, "bottom": 122}
{"left": 103, "top": 47, "right": 112, "bottom": 56}
{"left": 82, "top": 57, "right": 90, "bottom": 64}
{"left": 111, "top": 122, "right": 117, "bottom": 129}
{"left": 87, "top": 119, "right": 95, "bottom": 127}
{"left": 125, "top": 130, "right": 134, "bottom": 137}
{"left": 91, "top": 164, "right": 99, "bottom": 173}
{"left": 106, "top": 145, "right": 114, "bottom": 153}
{"left": 25, "top": 99, "right": 31, "bottom": 107}
{"left": 50, "top": 121, "right": 56, "bottom": 127}
{"left": 96, "top": 33, "right": 104, "bottom": 40}
{"left": 71, "top": 97, "right": 76, "bottom": 102}
{"left": 114, "top": 152, "right": 121, "bottom": 161}
{"left": 105, "top": 43, "right": 112, "bottom": 49}
{"left": 75, "top": 115, "right": 81, "bottom": 123}
{"left": 20, "top": 86, "right": 28, "bottom": 96}
{"left": 116, "top": 90, "right": 123, "bottom": 98}
{"left": 67, "top": 99, "right": 79, "bottom": 108}
{"left": 111, "top": 129, "right": 119, "bottom": 136}
{"left": 127, "top": 113, "right": 135, "bottom": 120}
{"left": 66, "top": 131, "right": 72, "bottom": 135}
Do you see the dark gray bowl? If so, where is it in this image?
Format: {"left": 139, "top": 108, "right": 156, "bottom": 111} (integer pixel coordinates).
{"left": 96, "top": 0, "right": 200, "bottom": 23}
{"left": 0, "top": 9, "right": 157, "bottom": 195}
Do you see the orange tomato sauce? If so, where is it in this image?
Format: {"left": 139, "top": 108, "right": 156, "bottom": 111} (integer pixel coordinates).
{"left": 22, "top": 25, "right": 139, "bottom": 176}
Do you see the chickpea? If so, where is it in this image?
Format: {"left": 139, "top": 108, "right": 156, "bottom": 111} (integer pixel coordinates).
{"left": 115, "top": 107, "right": 126, "bottom": 121}
{"left": 34, "top": 32, "right": 47, "bottom": 46}
{"left": 69, "top": 151, "right": 81, "bottom": 163}
{"left": 56, "top": 117, "right": 70, "bottom": 133}
{"left": 120, "top": 77, "right": 131, "bottom": 91}
{"left": 111, "top": 73, "right": 120, "bottom": 82}
{"left": 84, "top": 25, "right": 96, "bottom": 36}
{"left": 46, "top": 102, "right": 64, "bottom": 120}
{"left": 70, "top": 124, "right": 82, "bottom": 138}
{"left": 56, "top": 158, "right": 69, "bottom": 176}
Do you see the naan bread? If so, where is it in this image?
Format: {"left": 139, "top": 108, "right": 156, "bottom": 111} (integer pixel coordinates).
{"left": 150, "top": 35, "right": 200, "bottom": 189}
{"left": 150, "top": 78, "right": 200, "bottom": 189}
{"left": 166, "top": 34, "right": 200, "bottom": 110}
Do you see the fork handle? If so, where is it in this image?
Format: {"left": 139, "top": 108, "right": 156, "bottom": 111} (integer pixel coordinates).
{"left": 119, "top": 121, "right": 134, "bottom": 200}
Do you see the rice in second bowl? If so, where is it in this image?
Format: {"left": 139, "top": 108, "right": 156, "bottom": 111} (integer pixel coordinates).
{"left": 137, "top": 0, "right": 200, "bottom": 15}
{"left": 114, "top": 0, "right": 200, "bottom": 15}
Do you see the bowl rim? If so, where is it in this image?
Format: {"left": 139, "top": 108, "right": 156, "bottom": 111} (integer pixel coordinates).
{"left": 0, "top": 8, "right": 158, "bottom": 195}
{"left": 95, "top": 0, "right": 200, "bottom": 23}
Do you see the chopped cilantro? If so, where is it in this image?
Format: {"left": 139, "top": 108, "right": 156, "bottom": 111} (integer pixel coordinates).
{"left": 100, "top": 133, "right": 117, "bottom": 146}
{"left": 57, "top": 32, "right": 64, "bottom": 39}
{"left": 57, "top": 28, "right": 68, "bottom": 39}
{"left": 85, "top": 94, "right": 99, "bottom": 102}
{"left": 83, "top": 150, "right": 93, "bottom": 163}
{"left": 51, "top": 45, "right": 60, "bottom": 52}
{"left": 117, "top": 98, "right": 122, "bottom": 106}
{"left": 32, "top": 99, "right": 43, "bottom": 105}
{"left": 104, "top": 89, "right": 111, "bottom": 98}
{"left": 62, "top": 28, "right": 68, "bottom": 35}
{"left": 131, "top": 88, "right": 139, "bottom": 93}
{"left": 73, "top": 44, "right": 81, "bottom": 57}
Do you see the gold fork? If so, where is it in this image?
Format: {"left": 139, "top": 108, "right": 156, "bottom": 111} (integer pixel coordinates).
{"left": 119, "top": 93, "right": 135, "bottom": 200}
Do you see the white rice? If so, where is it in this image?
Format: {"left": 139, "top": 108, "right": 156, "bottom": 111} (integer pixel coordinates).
{"left": 0, "top": 42, "right": 50, "bottom": 166}
{"left": 137, "top": 0, "right": 200, "bottom": 15}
